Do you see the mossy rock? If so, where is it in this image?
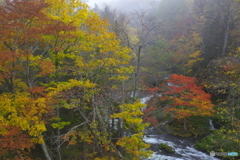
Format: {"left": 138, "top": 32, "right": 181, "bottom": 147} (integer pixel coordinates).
{"left": 159, "top": 143, "right": 175, "bottom": 153}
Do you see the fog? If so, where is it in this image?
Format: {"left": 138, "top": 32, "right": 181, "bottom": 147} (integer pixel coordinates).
{"left": 86, "top": 0, "right": 159, "bottom": 12}
{"left": 86, "top": 0, "right": 113, "bottom": 8}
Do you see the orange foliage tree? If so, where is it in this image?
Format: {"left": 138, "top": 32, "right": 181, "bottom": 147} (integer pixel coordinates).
{"left": 145, "top": 74, "right": 215, "bottom": 131}
{"left": 0, "top": 126, "right": 33, "bottom": 160}
{"left": 0, "top": 0, "right": 134, "bottom": 159}
{"left": 0, "top": 0, "right": 145, "bottom": 159}
{"left": 0, "top": 0, "right": 74, "bottom": 159}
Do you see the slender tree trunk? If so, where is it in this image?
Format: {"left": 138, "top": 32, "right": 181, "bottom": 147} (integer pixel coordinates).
{"left": 132, "top": 46, "right": 142, "bottom": 98}
{"left": 116, "top": 79, "right": 125, "bottom": 152}
{"left": 41, "top": 142, "right": 52, "bottom": 160}
{"left": 95, "top": 105, "right": 123, "bottom": 158}
{"left": 83, "top": 122, "right": 87, "bottom": 160}
{"left": 222, "top": 3, "right": 232, "bottom": 56}
{"left": 56, "top": 108, "right": 62, "bottom": 160}
{"left": 118, "top": 110, "right": 124, "bottom": 137}
{"left": 183, "top": 118, "right": 187, "bottom": 131}
{"left": 82, "top": 104, "right": 87, "bottom": 160}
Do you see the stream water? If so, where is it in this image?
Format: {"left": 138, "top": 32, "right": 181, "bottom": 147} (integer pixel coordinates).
{"left": 140, "top": 96, "right": 220, "bottom": 160}
{"left": 143, "top": 127, "right": 219, "bottom": 160}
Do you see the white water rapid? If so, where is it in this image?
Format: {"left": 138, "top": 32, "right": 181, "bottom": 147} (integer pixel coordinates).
{"left": 209, "top": 119, "right": 216, "bottom": 130}
{"left": 141, "top": 96, "right": 220, "bottom": 160}
{"left": 143, "top": 131, "right": 219, "bottom": 160}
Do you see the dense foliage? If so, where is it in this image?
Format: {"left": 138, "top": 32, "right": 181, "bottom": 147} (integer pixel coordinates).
{"left": 0, "top": 0, "right": 150, "bottom": 159}
{"left": 0, "top": 0, "right": 239, "bottom": 159}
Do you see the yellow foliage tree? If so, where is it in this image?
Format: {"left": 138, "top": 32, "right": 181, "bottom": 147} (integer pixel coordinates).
{"left": 111, "top": 100, "right": 153, "bottom": 159}
{"left": 0, "top": 0, "right": 138, "bottom": 159}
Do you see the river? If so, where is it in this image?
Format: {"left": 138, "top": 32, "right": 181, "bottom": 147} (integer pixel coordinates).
{"left": 143, "top": 127, "right": 219, "bottom": 160}
{"left": 140, "top": 96, "right": 220, "bottom": 160}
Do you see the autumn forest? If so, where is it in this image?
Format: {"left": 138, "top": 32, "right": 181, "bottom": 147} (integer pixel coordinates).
{"left": 0, "top": 0, "right": 239, "bottom": 159}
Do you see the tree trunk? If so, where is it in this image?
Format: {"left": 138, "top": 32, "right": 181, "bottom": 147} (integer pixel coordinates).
{"left": 56, "top": 108, "right": 62, "bottom": 160}
{"left": 222, "top": 3, "right": 232, "bottom": 56}
{"left": 41, "top": 142, "right": 52, "bottom": 160}
{"left": 183, "top": 118, "right": 187, "bottom": 131}
{"left": 83, "top": 123, "right": 87, "bottom": 160}
{"left": 78, "top": 103, "right": 123, "bottom": 158}
{"left": 95, "top": 105, "right": 123, "bottom": 158}
{"left": 132, "top": 45, "right": 142, "bottom": 98}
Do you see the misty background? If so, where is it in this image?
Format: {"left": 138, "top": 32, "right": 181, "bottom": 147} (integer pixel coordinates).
{"left": 86, "top": 0, "right": 160, "bottom": 12}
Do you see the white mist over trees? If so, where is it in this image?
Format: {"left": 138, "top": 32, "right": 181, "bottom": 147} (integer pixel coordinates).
{"left": 87, "top": 0, "right": 160, "bottom": 12}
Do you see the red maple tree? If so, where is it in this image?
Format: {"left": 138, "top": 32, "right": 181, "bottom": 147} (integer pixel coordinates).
{"left": 144, "top": 74, "right": 215, "bottom": 130}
